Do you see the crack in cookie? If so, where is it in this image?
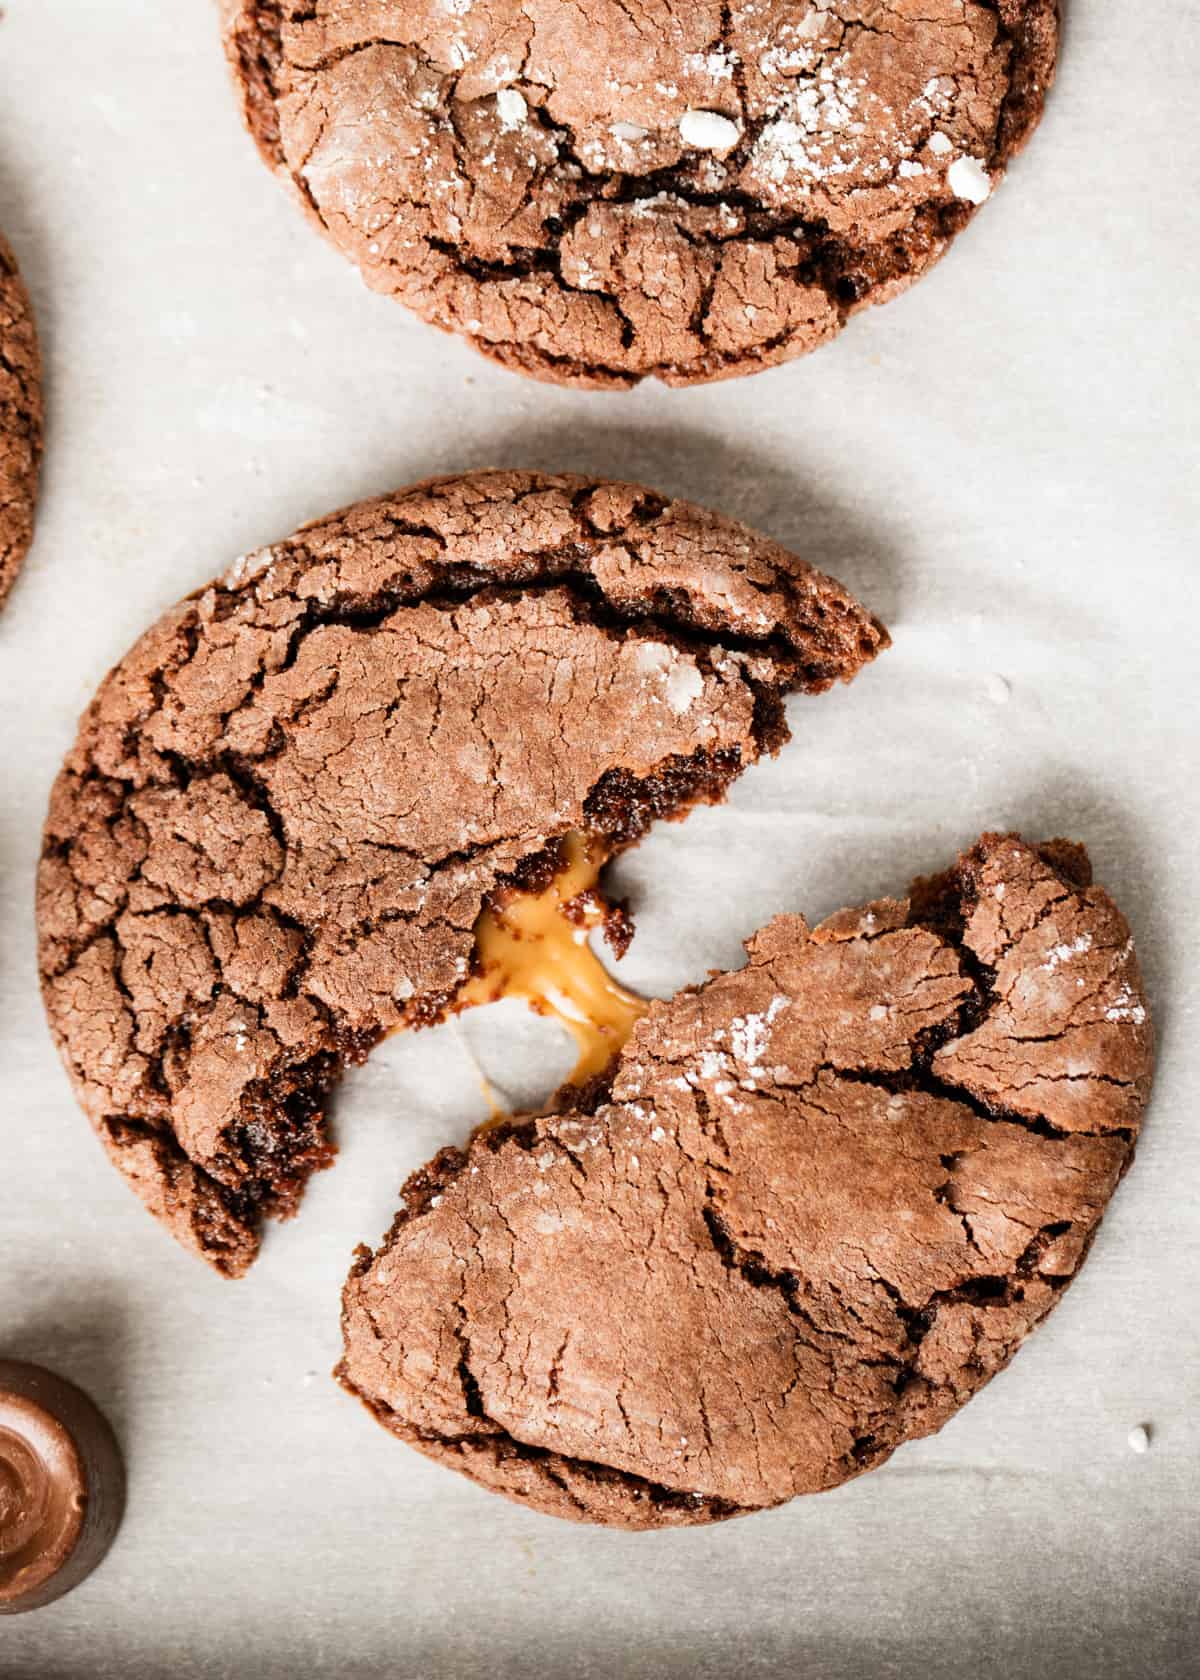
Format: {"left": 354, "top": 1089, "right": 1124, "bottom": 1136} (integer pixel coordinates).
{"left": 37, "top": 469, "right": 886, "bottom": 1276}
{"left": 219, "top": 0, "right": 1058, "bottom": 385}
{"left": 337, "top": 833, "right": 1153, "bottom": 1527}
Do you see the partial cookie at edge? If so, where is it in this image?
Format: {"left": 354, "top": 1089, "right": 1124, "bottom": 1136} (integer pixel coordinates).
{"left": 0, "top": 233, "right": 42, "bottom": 610}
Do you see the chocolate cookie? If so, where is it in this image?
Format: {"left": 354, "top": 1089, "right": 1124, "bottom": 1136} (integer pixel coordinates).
{"left": 219, "top": 1, "right": 1057, "bottom": 387}
{"left": 338, "top": 833, "right": 1153, "bottom": 1528}
{"left": 0, "top": 233, "right": 42, "bottom": 610}
{"left": 37, "top": 470, "right": 886, "bottom": 1277}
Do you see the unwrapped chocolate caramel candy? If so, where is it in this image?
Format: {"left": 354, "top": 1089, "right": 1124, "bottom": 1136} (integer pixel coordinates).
{"left": 0, "top": 1360, "right": 124, "bottom": 1614}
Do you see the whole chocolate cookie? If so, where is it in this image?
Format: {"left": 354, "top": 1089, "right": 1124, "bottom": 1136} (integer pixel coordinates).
{"left": 338, "top": 833, "right": 1153, "bottom": 1528}
{"left": 0, "top": 234, "right": 42, "bottom": 610}
{"left": 220, "top": 1, "right": 1057, "bottom": 386}
{"left": 37, "top": 470, "right": 886, "bottom": 1276}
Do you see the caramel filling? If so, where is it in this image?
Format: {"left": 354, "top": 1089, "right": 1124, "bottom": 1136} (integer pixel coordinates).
{"left": 456, "top": 833, "right": 648, "bottom": 1088}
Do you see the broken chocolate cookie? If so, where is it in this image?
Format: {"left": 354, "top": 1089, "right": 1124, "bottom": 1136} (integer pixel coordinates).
{"left": 0, "top": 233, "right": 42, "bottom": 611}
{"left": 338, "top": 833, "right": 1153, "bottom": 1528}
{"left": 219, "top": 0, "right": 1058, "bottom": 386}
{"left": 36, "top": 469, "right": 886, "bottom": 1276}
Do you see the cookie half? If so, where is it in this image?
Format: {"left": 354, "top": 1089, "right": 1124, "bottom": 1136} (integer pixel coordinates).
{"left": 220, "top": 1, "right": 1058, "bottom": 386}
{"left": 37, "top": 470, "right": 886, "bottom": 1276}
{"left": 338, "top": 833, "right": 1153, "bottom": 1528}
{"left": 0, "top": 233, "right": 42, "bottom": 611}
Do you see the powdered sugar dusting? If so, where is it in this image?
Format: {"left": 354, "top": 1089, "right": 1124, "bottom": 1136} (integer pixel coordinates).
{"left": 751, "top": 58, "right": 870, "bottom": 186}
{"left": 1105, "top": 985, "right": 1147, "bottom": 1026}
{"left": 495, "top": 88, "right": 528, "bottom": 131}
{"left": 664, "top": 660, "right": 704, "bottom": 714}
{"left": 630, "top": 640, "right": 705, "bottom": 713}
{"left": 1041, "top": 935, "right": 1093, "bottom": 973}
{"left": 223, "top": 545, "right": 280, "bottom": 589}
{"left": 685, "top": 47, "right": 739, "bottom": 83}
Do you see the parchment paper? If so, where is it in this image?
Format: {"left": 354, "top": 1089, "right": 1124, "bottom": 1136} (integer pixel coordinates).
{"left": 1, "top": 3, "right": 1197, "bottom": 1675}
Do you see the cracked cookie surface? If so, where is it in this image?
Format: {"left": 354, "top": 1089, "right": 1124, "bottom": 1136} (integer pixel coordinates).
{"left": 338, "top": 833, "right": 1153, "bottom": 1528}
{"left": 36, "top": 469, "right": 886, "bottom": 1277}
{"left": 0, "top": 233, "right": 42, "bottom": 611}
{"left": 220, "top": 0, "right": 1058, "bottom": 386}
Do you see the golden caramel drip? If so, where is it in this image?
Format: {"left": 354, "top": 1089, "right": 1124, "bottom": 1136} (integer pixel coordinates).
{"left": 457, "top": 833, "right": 648, "bottom": 1089}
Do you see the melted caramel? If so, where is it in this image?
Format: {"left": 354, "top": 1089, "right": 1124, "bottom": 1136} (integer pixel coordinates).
{"left": 456, "top": 833, "right": 648, "bottom": 1088}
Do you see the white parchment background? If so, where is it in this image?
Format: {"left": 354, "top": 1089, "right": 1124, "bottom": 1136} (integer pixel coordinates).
{"left": 1, "top": 3, "right": 1197, "bottom": 1676}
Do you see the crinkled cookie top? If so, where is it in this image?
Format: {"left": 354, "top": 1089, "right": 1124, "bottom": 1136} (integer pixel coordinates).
{"left": 339, "top": 833, "right": 1152, "bottom": 1528}
{"left": 221, "top": 0, "right": 1058, "bottom": 385}
{"left": 38, "top": 470, "right": 885, "bottom": 1276}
